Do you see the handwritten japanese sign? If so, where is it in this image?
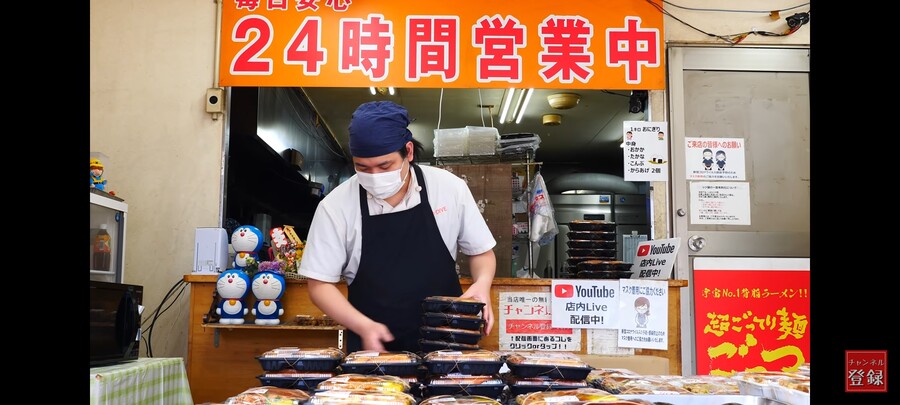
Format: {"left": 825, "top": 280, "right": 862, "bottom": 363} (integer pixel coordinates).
{"left": 550, "top": 280, "right": 619, "bottom": 329}
{"left": 219, "top": 0, "right": 665, "bottom": 89}
{"left": 685, "top": 137, "right": 746, "bottom": 181}
{"left": 629, "top": 237, "right": 680, "bottom": 279}
{"left": 499, "top": 292, "right": 581, "bottom": 351}
{"left": 689, "top": 182, "right": 751, "bottom": 225}
{"left": 623, "top": 121, "right": 669, "bottom": 181}
{"left": 845, "top": 350, "right": 888, "bottom": 393}
{"left": 693, "top": 257, "right": 810, "bottom": 376}
{"left": 617, "top": 279, "right": 668, "bottom": 350}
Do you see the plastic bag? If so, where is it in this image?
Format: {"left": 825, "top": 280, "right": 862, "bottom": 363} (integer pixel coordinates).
{"left": 528, "top": 173, "right": 558, "bottom": 246}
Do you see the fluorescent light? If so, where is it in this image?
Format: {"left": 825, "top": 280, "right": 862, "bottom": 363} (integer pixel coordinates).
{"left": 388, "top": 87, "right": 395, "bottom": 95}
{"left": 515, "top": 88, "right": 534, "bottom": 124}
{"left": 509, "top": 89, "right": 526, "bottom": 124}
{"left": 498, "top": 88, "right": 515, "bottom": 124}
{"left": 369, "top": 87, "right": 376, "bottom": 95}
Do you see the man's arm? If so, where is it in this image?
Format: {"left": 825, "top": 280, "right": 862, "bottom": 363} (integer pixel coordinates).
{"left": 306, "top": 279, "right": 394, "bottom": 351}
{"left": 460, "top": 249, "right": 496, "bottom": 335}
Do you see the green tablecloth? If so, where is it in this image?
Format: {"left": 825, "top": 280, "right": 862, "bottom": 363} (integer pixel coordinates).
{"left": 90, "top": 357, "right": 193, "bottom": 405}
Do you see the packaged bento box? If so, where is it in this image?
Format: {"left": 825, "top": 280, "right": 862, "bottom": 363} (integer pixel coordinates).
{"left": 422, "top": 296, "right": 486, "bottom": 315}
{"left": 224, "top": 386, "right": 311, "bottom": 405}
{"left": 505, "top": 375, "right": 590, "bottom": 397}
{"left": 305, "top": 389, "right": 417, "bottom": 405}
{"left": 420, "top": 326, "right": 483, "bottom": 345}
{"left": 425, "top": 374, "right": 506, "bottom": 398}
{"left": 514, "top": 388, "right": 619, "bottom": 405}
{"left": 419, "top": 395, "right": 501, "bottom": 405}
{"left": 422, "top": 312, "right": 485, "bottom": 331}
{"left": 315, "top": 374, "right": 410, "bottom": 393}
{"left": 340, "top": 351, "right": 422, "bottom": 376}
{"left": 256, "top": 347, "right": 345, "bottom": 372}
{"left": 256, "top": 371, "right": 335, "bottom": 390}
{"left": 505, "top": 352, "right": 593, "bottom": 380}
{"left": 423, "top": 349, "right": 503, "bottom": 375}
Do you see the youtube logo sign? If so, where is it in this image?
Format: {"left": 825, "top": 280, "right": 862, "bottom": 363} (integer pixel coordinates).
{"left": 637, "top": 245, "right": 651, "bottom": 256}
{"left": 554, "top": 284, "right": 574, "bottom": 298}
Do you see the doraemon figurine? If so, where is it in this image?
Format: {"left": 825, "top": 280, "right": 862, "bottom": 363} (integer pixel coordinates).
{"left": 251, "top": 270, "right": 286, "bottom": 325}
{"left": 215, "top": 269, "right": 251, "bottom": 324}
{"left": 231, "top": 225, "right": 263, "bottom": 270}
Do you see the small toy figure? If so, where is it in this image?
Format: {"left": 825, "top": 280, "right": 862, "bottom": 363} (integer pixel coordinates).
{"left": 215, "top": 269, "right": 251, "bottom": 324}
{"left": 251, "top": 265, "right": 286, "bottom": 325}
{"left": 90, "top": 158, "right": 107, "bottom": 191}
{"left": 231, "top": 225, "right": 264, "bottom": 271}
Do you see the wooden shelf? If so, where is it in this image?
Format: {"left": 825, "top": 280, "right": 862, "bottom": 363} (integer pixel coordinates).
{"left": 201, "top": 321, "right": 344, "bottom": 331}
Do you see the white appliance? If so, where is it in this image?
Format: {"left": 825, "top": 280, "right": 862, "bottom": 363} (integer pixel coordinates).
{"left": 193, "top": 227, "right": 230, "bottom": 273}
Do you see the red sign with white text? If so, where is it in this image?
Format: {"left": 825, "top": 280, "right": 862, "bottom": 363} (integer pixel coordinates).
{"left": 219, "top": 0, "right": 665, "bottom": 89}
{"left": 693, "top": 258, "right": 810, "bottom": 376}
{"left": 846, "top": 350, "right": 888, "bottom": 393}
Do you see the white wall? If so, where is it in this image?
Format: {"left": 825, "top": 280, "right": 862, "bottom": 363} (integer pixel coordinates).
{"left": 88, "top": 0, "right": 811, "bottom": 360}
{"left": 90, "top": 0, "right": 223, "bottom": 358}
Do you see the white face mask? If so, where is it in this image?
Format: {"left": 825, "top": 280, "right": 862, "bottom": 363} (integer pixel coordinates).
{"left": 356, "top": 159, "right": 409, "bottom": 199}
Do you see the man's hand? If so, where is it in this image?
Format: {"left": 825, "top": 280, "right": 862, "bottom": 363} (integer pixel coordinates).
{"left": 461, "top": 285, "right": 494, "bottom": 336}
{"left": 358, "top": 320, "right": 395, "bottom": 351}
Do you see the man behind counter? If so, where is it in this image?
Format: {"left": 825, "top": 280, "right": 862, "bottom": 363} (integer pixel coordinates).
{"left": 298, "top": 101, "right": 497, "bottom": 353}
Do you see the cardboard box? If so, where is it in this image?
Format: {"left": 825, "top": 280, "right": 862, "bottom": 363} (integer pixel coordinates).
{"left": 577, "top": 355, "right": 670, "bottom": 376}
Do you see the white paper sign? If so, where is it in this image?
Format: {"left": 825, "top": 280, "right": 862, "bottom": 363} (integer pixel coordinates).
{"left": 617, "top": 279, "right": 668, "bottom": 350}
{"left": 690, "top": 182, "right": 751, "bottom": 225}
{"left": 630, "top": 237, "right": 680, "bottom": 279}
{"left": 685, "top": 137, "right": 746, "bottom": 180}
{"left": 551, "top": 280, "right": 619, "bottom": 329}
{"left": 623, "top": 121, "right": 669, "bottom": 182}
{"left": 499, "top": 292, "right": 581, "bottom": 351}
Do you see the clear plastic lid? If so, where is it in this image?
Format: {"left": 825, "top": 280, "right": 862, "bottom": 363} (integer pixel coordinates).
{"left": 260, "top": 347, "right": 345, "bottom": 359}
{"left": 342, "top": 351, "right": 421, "bottom": 364}
{"left": 427, "top": 375, "right": 503, "bottom": 386}
{"left": 419, "top": 395, "right": 501, "bottom": 405}
{"left": 315, "top": 374, "right": 410, "bottom": 393}
{"left": 424, "top": 349, "right": 500, "bottom": 362}
{"left": 506, "top": 351, "right": 589, "bottom": 367}
{"left": 306, "top": 390, "right": 417, "bottom": 405}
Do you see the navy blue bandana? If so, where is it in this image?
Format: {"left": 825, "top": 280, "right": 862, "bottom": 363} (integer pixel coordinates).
{"left": 348, "top": 101, "right": 413, "bottom": 157}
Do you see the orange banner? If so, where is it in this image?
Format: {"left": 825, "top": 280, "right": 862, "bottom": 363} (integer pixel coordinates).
{"left": 219, "top": 0, "right": 665, "bottom": 89}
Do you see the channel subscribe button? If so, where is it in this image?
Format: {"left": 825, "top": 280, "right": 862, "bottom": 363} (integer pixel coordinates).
{"left": 554, "top": 284, "right": 574, "bottom": 298}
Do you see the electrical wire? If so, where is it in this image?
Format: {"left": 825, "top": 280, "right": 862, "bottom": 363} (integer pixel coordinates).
{"left": 437, "top": 88, "right": 444, "bottom": 129}
{"left": 478, "top": 88, "right": 485, "bottom": 127}
{"left": 644, "top": 0, "right": 810, "bottom": 44}
{"left": 601, "top": 90, "right": 630, "bottom": 98}
{"left": 141, "top": 278, "right": 188, "bottom": 357}
{"left": 661, "top": 0, "right": 810, "bottom": 14}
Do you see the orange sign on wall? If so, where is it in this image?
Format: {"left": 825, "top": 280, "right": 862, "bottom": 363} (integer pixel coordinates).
{"left": 219, "top": 0, "right": 665, "bottom": 89}
{"left": 693, "top": 258, "right": 810, "bottom": 376}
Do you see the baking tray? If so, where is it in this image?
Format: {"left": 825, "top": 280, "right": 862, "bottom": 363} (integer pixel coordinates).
{"left": 566, "top": 248, "right": 617, "bottom": 259}
{"left": 568, "top": 220, "right": 617, "bottom": 232}
{"left": 567, "top": 231, "right": 619, "bottom": 241}
{"left": 422, "top": 296, "right": 486, "bottom": 315}
{"left": 423, "top": 312, "right": 486, "bottom": 331}
{"left": 576, "top": 260, "right": 632, "bottom": 272}
{"left": 420, "top": 326, "right": 483, "bottom": 345}
{"left": 576, "top": 270, "right": 633, "bottom": 280}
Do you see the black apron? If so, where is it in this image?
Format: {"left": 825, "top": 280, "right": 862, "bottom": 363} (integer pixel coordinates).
{"left": 347, "top": 164, "right": 463, "bottom": 353}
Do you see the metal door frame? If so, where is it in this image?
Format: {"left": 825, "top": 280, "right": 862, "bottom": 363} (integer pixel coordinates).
{"left": 667, "top": 46, "right": 810, "bottom": 375}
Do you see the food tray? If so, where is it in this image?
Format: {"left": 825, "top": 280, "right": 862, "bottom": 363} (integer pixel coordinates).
{"left": 576, "top": 260, "right": 632, "bottom": 272}
{"left": 514, "top": 387, "right": 621, "bottom": 405}
{"left": 340, "top": 351, "right": 422, "bottom": 376}
{"left": 425, "top": 375, "right": 506, "bottom": 398}
{"left": 772, "top": 382, "right": 810, "bottom": 405}
{"left": 423, "top": 312, "right": 486, "bottom": 331}
{"left": 565, "top": 248, "right": 617, "bottom": 259}
{"left": 419, "top": 339, "right": 481, "bottom": 353}
{"left": 420, "top": 395, "right": 502, "bottom": 405}
{"left": 568, "top": 220, "right": 617, "bottom": 232}
{"left": 314, "top": 373, "right": 411, "bottom": 393}
{"left": 424, "top": 350, "right": 504, "bottom": 375}
{"left": 576, "top": 270, "right": 633, "bottom": 280}
{"left": 566, "top": 231, "right": 618, "bottom": 241}
{"left": 567, "top": 239, "right": 617, "bottom": 249}
{"left": 423, "top": 296, "right": 486, "bottom": 315}
{"left": 420, "top": 326, "right": 483, "bottom": 345}
{"left": 255, "top": 371, "right": 334, "bottom": 390}
{"left": 506, "top": 376, "right": 589, "bottom": 396}
{"left": 306, "top": 389, "right": 418, "bottom": 404}
{"left": 225, "top": 386, "right": 311, "bottom": 404}
{"left": 255, "top": 347, "right": 345, "bottom": 372}
{"left": 617, "top": 394, "right": 787, "bottom": 405}
{"left": 505, "top": 353, "right": 592, "bottom": 380}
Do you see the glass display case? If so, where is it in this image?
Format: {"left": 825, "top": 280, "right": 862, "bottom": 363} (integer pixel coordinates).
{"left": 90, "top": 190, "right": 128, "bottom": 283}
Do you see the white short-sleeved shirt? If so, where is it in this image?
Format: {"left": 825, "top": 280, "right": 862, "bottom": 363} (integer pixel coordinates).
{"left": 298, "top": 165, "right": 497, "bottom": 285}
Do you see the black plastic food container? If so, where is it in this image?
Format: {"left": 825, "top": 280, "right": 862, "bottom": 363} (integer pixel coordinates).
{"left": 422, "top": 312, "right": 485, "bottom": 331}
{"left": 420, "top": 326, "right": 483, "bottom": 345}
{"left": 422, "top": 296, "right": 485, "bottom": 315}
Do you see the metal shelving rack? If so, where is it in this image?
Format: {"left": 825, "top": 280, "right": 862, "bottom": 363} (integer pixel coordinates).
{"left": 434, "top": 149, "right": 542, "bottom": 277}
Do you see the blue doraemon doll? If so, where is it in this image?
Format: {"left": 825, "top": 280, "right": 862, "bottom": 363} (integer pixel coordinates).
{"left": 231, "top": 225, "right": 263, "bottom": 271}
{"left": 215, "top": 269, "right": 251, "bottom": 324}
{"left": 251, "top": 270, "right": 286, "bottom": 325}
